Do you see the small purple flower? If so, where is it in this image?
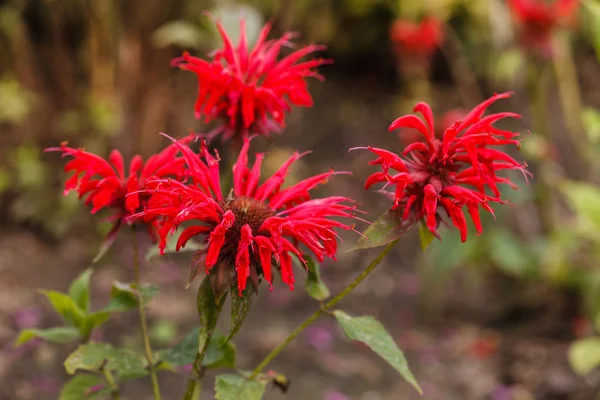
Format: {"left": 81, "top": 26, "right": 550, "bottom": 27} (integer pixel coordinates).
{"left": 491, "top": 385, "right": 513, "bottom": 400}
{"left": 324, "top": 390, "right": 351, "bottom": 400}
{"left": 14, "top": 308, "right": 41, "bottom": 329}
{"left": 304, "top": 326, "right": 334, "bottom": 351}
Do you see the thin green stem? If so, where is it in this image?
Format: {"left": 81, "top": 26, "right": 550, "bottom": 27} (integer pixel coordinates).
{"left": 551, "top": 32, "right": 590, "bottom": 178}
{"left": 182, "top": 279, "right": 225, "bottom": 400}
{"left": 527, "top": 59, "right": 554, "bottom": 234}
{"left": 249, "top": 239, "right": 400, "bottom": 379}
{"left": 103, "top": 367, "right": 121, "bottom": 400}
{"left": 131, "top": 227, "right": 161, "bottom": 400}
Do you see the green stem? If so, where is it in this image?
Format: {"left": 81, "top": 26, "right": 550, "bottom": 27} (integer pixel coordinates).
{"left": 182, "top": 280, "right": 225, "bottom": 400}
{"left": 103, "top": 367, "right": 121, "bottom": 400}
{"left": 249, "top": 239, "right": 400, "bottom": 379}
{"left": 131, "top": 227, "right": 161, "bottom": 400}
{"left": 527, "top": 59, "right": 554, "bottom": 234}
{"left": 551, "top": 32, "right": 590, "bottom": 178}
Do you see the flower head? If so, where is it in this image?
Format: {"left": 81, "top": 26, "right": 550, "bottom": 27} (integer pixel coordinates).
{"left": 173, "top": 18, "right": 330, "bottom": 141}
{"left": 389, "top": 16, "right": 444, "bottom": 60}
{"left": 134, "top": 137, "right": 356, "bottom": 295}
{"left": 45, "top": 139, "right": 189, "bottom": 243}
{"left": 508, "top": 0, "right": 579, "bottom": 54}
{"left": 358, "top": 92, "right": 531, "bottom": 242}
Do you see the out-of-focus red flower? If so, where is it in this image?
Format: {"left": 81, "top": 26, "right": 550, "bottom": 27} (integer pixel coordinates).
{"left": 45, "top": 138, "right": 190, "bottom": 245}
{"left": 133, "top": 137, "right": 357, "bottom": 295}
{"left": 357, "top": 92, "right": 531, "bottom": 242}
{"left": 173, "top": 18, "right": 331, "bottom": 141}
{"left": 508, "top": 0, "right": 579, "bottom": 54}
{"left": 389, "top": 17, "right": 444, "bottom": 60}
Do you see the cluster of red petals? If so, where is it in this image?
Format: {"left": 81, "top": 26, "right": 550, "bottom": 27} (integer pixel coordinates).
{"left": 173, "top": 19, "right": 330, "bottom": 141}
{"left": 360, "top": 92, "right": 531, "bottom": 242}
{"left": 508, "top": 0, "right": 579, "bottom": 53}
{"left": 389, "top": 16, "right": 444, "bottom": 59}
{"left": 45, "top": 140, "right": 189, "bottom": 240}
{"left": 134, "top": 137, "right": 356, "bottom": 295}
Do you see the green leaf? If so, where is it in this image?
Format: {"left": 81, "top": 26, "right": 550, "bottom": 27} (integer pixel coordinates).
{"left": 152, "top": 20, "right": 205, "bottom": 49}
{"left": 103, "top": 282, "right": 159, "bottom": 312}
{"left": 226, "top": 285, "right": 254, "bottom": 342}
{"left": 64, "top": 342, "right": 148, "bottom": 380}
{"left": 418, "top": 222, "right": 435, "bottom": 251}
{"left": 582, "top": 106, "right": 600, "bottom": 143}
{"left": 569, "top": 337, "right": 600, "bottom": 375}
{"left": 333, "top": 310, "right": 422, "bottom": 394}
{"left": 583, "top": 0, "right": 600, "bottom": 62}
{"left": 350, "top": 211, "right": 413, "bottom": 251}
{"left": 488, "top": 230, "right": 536, "bottom": 278}
{"left": 145, "top": 234, "right": 204, "bottom": 261}
{"left": 80, "top": 311, "right": 111, "bottom": 338}
{"left": 68, "top": 268, "right": 94, "bottom": 312}
{"left": 59, "top": 374, "right": 109, "bottom": 400}
{"left": 215, "top": 374, "right": 265, "bottom": 400}
{"left": 198, "top": 277, "right": 226, "bottom": 352}
{"left": 15, "top": 326, "right": 80, "bottom": 346}
{"left": 560, "top": 181, "right": 600, "bottom": 235}
{"left": 40, "top": 290, "right": 86, "bottom": 328}
{"left": 158, "top": 329, "right": 235, "bottom": 370}
{"left": 305, "top": 256, "right": 330, "bottom": 301}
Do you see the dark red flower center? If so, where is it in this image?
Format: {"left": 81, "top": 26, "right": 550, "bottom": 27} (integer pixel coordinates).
{"left": 221, "top": 196, "right": 275, "bottom": 242}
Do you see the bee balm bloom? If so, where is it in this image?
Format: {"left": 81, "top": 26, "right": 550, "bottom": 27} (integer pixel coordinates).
{"left": 389, "top": 16, "right": 444, "bottom": 61}
{"left": 45, "top": 139, "right": 189, "bottom": 244}
{"left": 358, "top": 92, "right": 531, "bottom": 242}
{"left": 508, "top": 0, "right": 579, "bottom": 55}
{"left": 173, "top": 19, "right": 330, "bottom": 141}
{"left": 135, "top": 138, "right": 356, "bottom": 295}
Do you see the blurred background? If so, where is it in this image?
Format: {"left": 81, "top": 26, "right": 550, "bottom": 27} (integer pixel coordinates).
{"left": 2, "top": 0, "right": 600, "bottom": 399}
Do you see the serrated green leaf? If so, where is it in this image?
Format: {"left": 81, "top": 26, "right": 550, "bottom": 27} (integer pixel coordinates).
{"left": 418, "top": 222, "right": 435, "bottom": 251}
{"left": 64, "top": 342, "right": 148, "bottom": 380}
{"left": 158, "top": 329, "right": 235, "bottom": 370}
{"left": 215, "top": 374, "right": 265, "bottom": 400}
{"left": 350, "top": 211, "right": 413, "bottom": 251}
{"left": 103, "top": 282, "right": 159, "bottom": 312}
{"left": 15, "top": 326, "right": 80, "bottom": 346}
{"left": 305, "top": 256, "right": 330, "bottom": 301}
{"left": 59, "top": 374, "right": 109, "bottom": 400}
{"left": 145, "top": 234, "right": 204, "bottom": 261}
{"left": 226, "top": 285, "right": 254, "bottom": 342}
{"left": 569, "top": 337, "right": 600, "bottom": 375}
{"left": 198, "top": 277, "right": 225, "bottom": 352}
{"left": 68, "top": 268, "right": 94, "bottom": 312}
{"left": 333, "top": 310, "right": 422, "bottom": 394}
{"left": 40, "top": 290, "right": 86, "bottom": 328}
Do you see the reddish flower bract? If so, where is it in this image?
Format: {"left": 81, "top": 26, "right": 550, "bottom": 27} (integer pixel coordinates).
{"left": 358, "top": 92, "right": 531, "bottom": 242}
{"left": 508, "top": 0, "right": 579, "bottom": 54}
{"left": 134, "top": 137, "right": 357, "bottom": 295}
{"left": 389, "top": 17, "right": 444, "bottom": 59}
{"left": 45, "top": 139, "right": 189, "bottom": 242}
{"left": 173, "top": 18, "right": 331, "bottom": 141}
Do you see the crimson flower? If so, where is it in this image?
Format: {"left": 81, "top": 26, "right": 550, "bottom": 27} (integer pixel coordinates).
{"left": 508, "top": 0, "right": 579, "bottom": 54}
{"left": 173, "top": 19, "right": 330, "bottom": 141}
{"left": 357, "top": 92, "right": 531, "bottom": 242}
{"left": 45, "top": 139, "right": 189, "bottom": 245}
{"left": 133, "top": 137, "right": 356, "bottom": 295}
{"left": 389, "top": 16, "right": 444, "bottom": 60}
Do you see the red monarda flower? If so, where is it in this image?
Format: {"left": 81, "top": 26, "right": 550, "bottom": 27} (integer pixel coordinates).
{"left": 389, "top": 16, "right": 444, "bottom": 59}
{"left": 45, "top": 139, "right": 189, "bottom": 243}
{"left": 134, "top": 137, "right": 356, "bottom": 295}
{"left": 508, "top": 0, "right": 579, "bottom": 54}
{"left": 357, "top": 92, "right": 531, "bottom": 242}
{"left": 172, "top": 19, "right": 330, "bottom": 141}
